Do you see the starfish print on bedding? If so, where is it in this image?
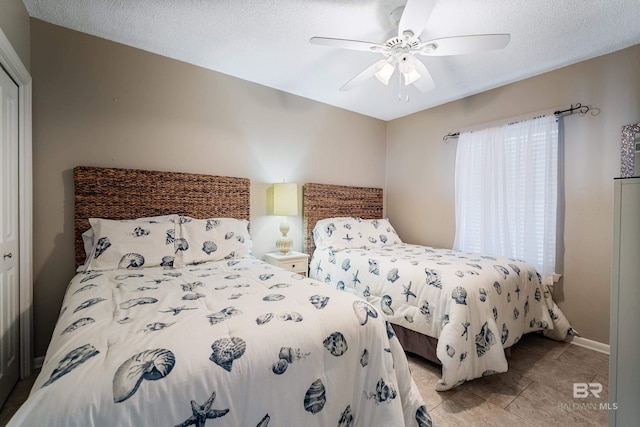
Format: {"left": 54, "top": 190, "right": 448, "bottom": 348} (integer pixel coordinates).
{"left": 343, "top": 234, "right": 354, "bottom": 242}
{"left": 174, "top": 390, "right": 229, "bottom": 427}
{"left": 352, "top": 270, "right": 361, "bottom": 286}
{"left": 461, "top": 321, "right": 471, "bottom": 340}
{"left": 402, "top": 281, "right": 416, "bottom": 302}
{"left": 161, "top": 306, "right": 197, "bottom": 316}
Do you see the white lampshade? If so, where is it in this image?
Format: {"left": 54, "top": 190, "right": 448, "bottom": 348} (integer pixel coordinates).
{"left": 273, "top": 183, "right": 298, "bottom": 216}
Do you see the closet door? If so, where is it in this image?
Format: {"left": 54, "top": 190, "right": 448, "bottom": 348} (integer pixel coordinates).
{"left": 0, "top": 65, "right": 20, "bottom": 407}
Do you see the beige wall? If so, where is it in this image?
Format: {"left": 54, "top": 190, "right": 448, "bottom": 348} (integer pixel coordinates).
{"left": 0, "top": 0, "right": 30, "bottom": 70}
{"left": 30, "top": 19, "right": 387, "bottom": 357}
{"left": 29, "top": 15, "right": 639, "bottom": 355}
{"left": 386, "top": 44, "right": 640, "bottom": 345}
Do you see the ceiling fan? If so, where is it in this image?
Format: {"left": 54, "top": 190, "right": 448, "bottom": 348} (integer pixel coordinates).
{"left": 310, "top": 0, "right": 510, "bottom": 93}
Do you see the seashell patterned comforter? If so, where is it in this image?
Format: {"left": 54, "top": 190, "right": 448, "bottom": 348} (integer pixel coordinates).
{"left": 310, "top": 244, "right": 573, "bottom": 391}
{"left": 8, "top": 258, "right": 432, "bottom": 427}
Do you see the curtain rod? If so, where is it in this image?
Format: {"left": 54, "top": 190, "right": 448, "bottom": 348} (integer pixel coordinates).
{"left": 442, "top": 103, "right": 596, "bottom": 141}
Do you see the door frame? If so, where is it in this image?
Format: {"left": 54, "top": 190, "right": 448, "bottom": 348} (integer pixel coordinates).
{"left": 0, "top": 27, "right": 33, "bottom": 378}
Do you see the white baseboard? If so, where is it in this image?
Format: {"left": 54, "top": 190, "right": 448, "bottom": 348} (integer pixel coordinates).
{"left": 565, "top": 335, "right": 610, "bottom": 355}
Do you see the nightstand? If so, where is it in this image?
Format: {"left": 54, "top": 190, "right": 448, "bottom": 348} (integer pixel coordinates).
{"left": 263, "top": 251, "right": 309, "bottom": 276}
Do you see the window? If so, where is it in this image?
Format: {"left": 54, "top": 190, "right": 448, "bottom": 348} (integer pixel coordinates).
{"left": 453, "top": 115, "right": 559, "bottom": 284}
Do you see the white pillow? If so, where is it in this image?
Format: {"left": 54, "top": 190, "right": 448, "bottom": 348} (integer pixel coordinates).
{"left": 313, "top": 217, "right": 402, "bottom": 251}
{"left": 77, "top": 215, "right": 179, "bottom": 272}
{"left": 312, "top": 217, "right": 368, "bottom": 251}
{"left": 85, "top": 218, "right": 177, "bottom": 271}
{"left": 359, "top": 218, "right": 402, "bottom": 248}
{"left": 176, "top": 217, "right": 252, "bottom": 266}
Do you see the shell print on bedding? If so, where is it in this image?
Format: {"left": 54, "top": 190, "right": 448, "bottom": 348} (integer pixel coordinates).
{"left": 114, "top": 273, "right": 144, "bottom": 280}
{"left": 451, "top": 286, "right": 468, "bottom": 305}
{"left": 323, "top": 332, "right": 348, "bottom": 356}
{"left": 367, "top": 378, "right": 397, "bottom": 403}
{"left": 368, "top": 259, "right": 379, "bottom": 275}
{"left": 256, "top": 313, "right": 273, "bottom": 325}
{"left": 182, "top": 293, "right": 205, "bottom": 301}
{"left": 256, "top": 414, "right": 270, "bottom": 427}
{"left": 174, "top": 390, "right": 229, "bottom": 427}
{"left": 360, "top": 349, "right": 369, "bottom": 367}
{"left": 309, "top": 294, "right": 330, "bottom": 309}
{"left": 43, "top": 344, "right": 100, "bottom": 387}
{"left": 205, "top": 219, "right": 220, "bottom": 231}
{"left": 143, "top": 322, "right": 175, "bottom": 332}
{"left": 415, "top": 405, "right": 434, "bottom": 427}
{"left": 113, "top": 348, "right": 176, "bottom": 403}
{"left": 166, "top": 229, "right": 175, "bottom": 244}
{"left": 74, "top": 297, "right": 106, "bottom": 313}
{"left": 209, "top": 337, "right": 246, "bottom": 372}
{"left": 160, "top": 306, "right": 197, "bottom": 316}
{"left": 387, "top": 268, "right": 400, "bottom": 283}
{"left": 353, "top": 300, "right": 378, "bottom": 326}
{"left": 493, "top": 264, "right": 510, "bottom": 279}
{"left": 381, "top": 295, "right": 394, "bottom": 315}
{"left": 160, "top": 256, "right": 174, "bottom": 267}
{"left": 93, "top": 237, "right": 111, "bottom": 258}
{"left": 338, "top": 405, "right": 354, "bottom": 427}
{"left": 119, "top": 297, "right": 158, "bottom": 309}
{"left": 60, "top": 317, "right": 95, "bottom": 335}
{"left": 73, "top": 283, "right": 97, "bottom": 294}
{"left": 118, "top": 253, "right": 145, "bottom": 269}
{"left": 474, "top": 322, "right": 497, "bottom": 357}
{"left": 175, "top": 238, "right": 189, "bottom": 253}
{"left": 277, "top": 312, "right": 303, "bottom": 322}
{"left": 207, "top": 307, "right": 242, "bottom": 325}
{"left": 271, "top": 347, "right": 310, "bottom": 375}
{"left": 202, "top": 241, "right": 217, "bottom": 255}
{"left": 303, "top": 379, "right": 327, "bottom": 414}
{"left": 263, "top": 294, "right": 285, "bottom": 302}
{"left": 424, "top": 268, "right": 442, "bottom": 288}
{"left": 80, "top": 273, "right": 103, "bottom": 283}
{"left": 132, "top": 226, "right": 150, "bottom": 237}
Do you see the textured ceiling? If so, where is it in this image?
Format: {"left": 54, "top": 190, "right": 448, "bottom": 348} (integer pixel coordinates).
{"left": 23, "top": 0, "right": 640, "bottom": 121}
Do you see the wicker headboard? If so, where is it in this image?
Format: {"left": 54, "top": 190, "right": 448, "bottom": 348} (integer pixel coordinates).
{"left": 74, "top": 166, "right": 250, "bottom": 267}
{"left": 303, "top": 182, "right": 383, "bottom": 255}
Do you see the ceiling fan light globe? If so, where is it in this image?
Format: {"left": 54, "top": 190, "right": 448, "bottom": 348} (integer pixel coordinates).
{"left": 374, "top": 62, "right": 395, "bottom": 85}
{"left": 403, "top": 69, "right": 422, "bottom": 85}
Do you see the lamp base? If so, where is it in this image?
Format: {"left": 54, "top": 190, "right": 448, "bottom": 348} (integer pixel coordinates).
{"left": 276, "top": 217, "right": 292, "bottom": 254}
{"left": 276, "top": 237, "right": 293, "bottom": 254}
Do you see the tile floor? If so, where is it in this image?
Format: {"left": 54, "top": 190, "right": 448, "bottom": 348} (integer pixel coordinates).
{"left": 409, "top": 333, "right": 610, "bottom": 426}
{"left": 0, "top": 333, "right": 609, "bottom": 426}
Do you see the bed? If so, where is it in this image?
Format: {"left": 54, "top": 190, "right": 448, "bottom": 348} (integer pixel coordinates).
{"left": 303, "top": 182, "right": 573, "bottom": 391}
{"left": 8, "top": 167, "right": 432, "bottom": 427}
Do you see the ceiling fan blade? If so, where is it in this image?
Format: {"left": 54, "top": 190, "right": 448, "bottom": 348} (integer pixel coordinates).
{"left": 398, "top": 0, "right": 436, "bottom": 38}
{"left": 420, "top": 34, "right": 510, "bottom": 56}
{"left": 340, "top": 59, "right": 389, "bottom": 91}
{"left": 310, "top": 36, "right": 384, "bottom": 53}
{"left": 412, "top": 58, "right": 435, "bottom": 93}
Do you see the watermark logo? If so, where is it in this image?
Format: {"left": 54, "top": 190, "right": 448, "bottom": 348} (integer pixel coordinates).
{"left": 573, "top": 382, "right": 602, "bottom": 399}
{"left": 557, "top": 383, "right": 618, "bottom": 411}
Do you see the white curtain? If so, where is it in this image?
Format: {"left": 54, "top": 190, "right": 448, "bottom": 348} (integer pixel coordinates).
{"left": 453, "top": 115, "right": 559, "bottom": 284}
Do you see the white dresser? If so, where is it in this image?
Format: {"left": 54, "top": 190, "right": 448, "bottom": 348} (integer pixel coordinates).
{"left": 609, "top": 177, "right": 640, "bottom": 426}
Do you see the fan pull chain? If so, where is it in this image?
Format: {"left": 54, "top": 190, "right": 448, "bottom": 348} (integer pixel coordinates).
{"left": 397, "top": 73, "right": 410, "bottom": 102}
